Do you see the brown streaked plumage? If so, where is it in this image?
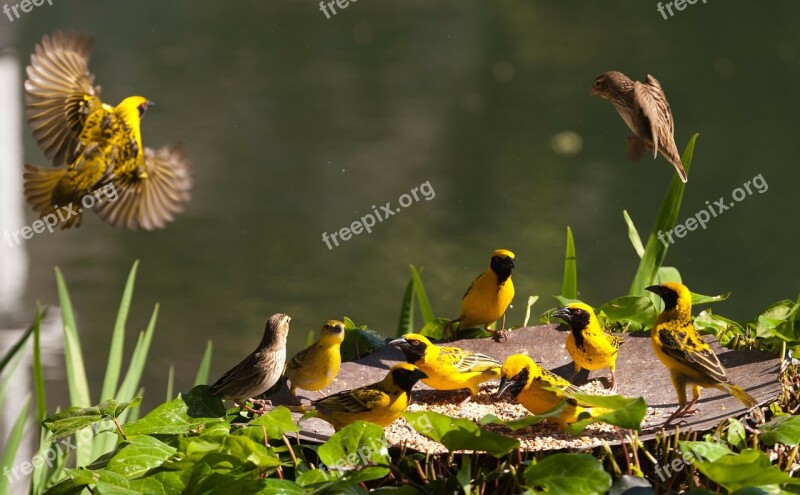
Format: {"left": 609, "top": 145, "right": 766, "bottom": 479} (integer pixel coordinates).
{"left": 210, "top": 313, "right": 291, "bottom": 403}
{"left": 591, "top": 70, "right": 688, "bottom": 183}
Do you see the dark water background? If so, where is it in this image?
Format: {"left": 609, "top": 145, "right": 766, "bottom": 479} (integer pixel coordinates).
{"left": 1, "top": 1, "right": 798, "bottom": 409}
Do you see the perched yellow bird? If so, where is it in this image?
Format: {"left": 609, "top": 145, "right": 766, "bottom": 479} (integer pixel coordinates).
{"left": 448, "top": 249, "right": 516, "bottom": 339}
{"left": 497, "top": 354, "right": 608, "bottom": 431}
{"left": 210, "top": 314, "right": 291, "bottom": 406}
{"left": 389, "top": 333, "right": 501, "bottom": 396}
{"left": 313, "top": 363, "right": 427, "bottom": 431}
{"left": 646, "top": 283, "right": 756, "bottom": 423}
{"left": 553, "top": 303, "right": 622, "bottom": 389}
{"left": 23, "top": 30, "right": 192, "bottom": 229}
{"left": 284, "top": 320, "right": 346, "bottom": 398}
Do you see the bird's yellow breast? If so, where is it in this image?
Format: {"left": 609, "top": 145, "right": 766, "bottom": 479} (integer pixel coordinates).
{"left": 460, "top": 275, "right": 514, "bottom": 328}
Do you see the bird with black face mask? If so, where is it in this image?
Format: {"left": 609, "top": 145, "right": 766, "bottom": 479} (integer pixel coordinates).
{"left": 552, "top": 303, "right": 622, "bottom": 390}
{"left": 647, "top": 282, "right": 756, "bottom": 424}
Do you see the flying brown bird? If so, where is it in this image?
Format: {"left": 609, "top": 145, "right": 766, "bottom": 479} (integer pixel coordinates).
{"left": 591, "top": 70, "right": 688, "bottom": 183}
{"left": 210, "top": 313, "right": 291, "bottom": 406}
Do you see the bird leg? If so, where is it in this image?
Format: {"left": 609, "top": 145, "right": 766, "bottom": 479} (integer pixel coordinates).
{"left": 235, "top": 401, "right": 264, "bottom": 416}
{"left": 487, "top": 315, "right": 509, "bottom": 342}
{"left": 444, "top": 319, "right": 459, "bottom": 341}
{"left": 609, "top": 370, "right": 617, "bottom": 392}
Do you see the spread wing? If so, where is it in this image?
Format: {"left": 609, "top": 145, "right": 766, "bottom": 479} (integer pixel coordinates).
{"left": 94, "top": 145, "right": 193, "bottom": 230}
{"left": 439, "top": 347, "right": 500, "bottom": 373}
{"left": 25, "top": 30, "right": 100, "bottom": 166}
{"left": 314, "top": 387, "right": 388, "bottom": 414}
{"left": 658, "top": 328, "right": 729, "bottom": 384}
{"left": 633, "top": 75, "right": 674, "bottom": 160}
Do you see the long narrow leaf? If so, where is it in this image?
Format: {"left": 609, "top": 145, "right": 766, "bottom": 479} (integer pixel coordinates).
{"left": 32, "top": 304, "right": 47, "bottom": 421}
{"left": 623, "top": 210, "right": 645, "bottom": 258}
{"left": 100, "top": 261, "right": 139, "bottom": 402}
{"left": 116, "top": 304, "right": 159, "bottom": 412}
{"left": 193, "top": 340, "right": 213, "bottom": 386}
{"left": 396, "top": 278, "right": 415, "bottom": 336}
{"left": 166, "top": 365, "right": 175, "bottom": 402}
{"left": 0, "top": 312, "right": 36, "bottom": 373}
{"left": 562, "top": 227, "right": 577, "bottom": 299}
{"left": 410, "top": 265, "right": 435, "bottom": 324}
{"left": 0, "top": 396, "right": 31, "bottom": 495}
{"left": 54, "top": 267, "right": 91, "bottom": 408}
{"left": 629, "top": 134, "right": 698, "bottom": 295}
{"left": 0, "top": 334, "right": 27, "bottom": 413}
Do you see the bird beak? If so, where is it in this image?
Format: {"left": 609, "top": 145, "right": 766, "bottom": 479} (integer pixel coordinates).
{"left": 496, "top": 376, "right": 513, "bottom": 398}
{"left": 645, "top": 285, "right": 663, "bottom": 297}
{"left": 551, "top": 307, "right": 572, "bottom": 323}
{"left": 388, "top": 337, "right": 408, "bottom": 349}
{"left": 590, "top": 86, "right": 599, "bottom": 96}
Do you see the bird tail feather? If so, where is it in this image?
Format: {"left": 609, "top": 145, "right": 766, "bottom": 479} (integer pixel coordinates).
{"left": 727, "top": 384, "right": 756, "bottom": 408}
{"left": 23, "top": 164, "right": 81, "bottom": 229}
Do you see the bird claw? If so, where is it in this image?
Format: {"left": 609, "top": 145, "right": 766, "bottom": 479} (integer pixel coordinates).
{"left": 489, "top": 328, "right": 508, "bottom": 342}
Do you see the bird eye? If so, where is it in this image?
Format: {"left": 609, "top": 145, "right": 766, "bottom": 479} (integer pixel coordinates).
{"left": 594, "top": 79, "right": 602, "bottom": 87}
{"left": 410, "top": 340, "right": 419, "bottom": 346}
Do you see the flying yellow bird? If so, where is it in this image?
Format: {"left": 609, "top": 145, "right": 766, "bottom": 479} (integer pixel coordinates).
{"left": 23, "top": 30, "right": 192, "bottom": 229}
{"left": 497, "top": 354, "right": 608, "bottom": 431}
{"left": 312, "top": 363, "right": 427, "bottom": 431}
{"left": 285, "top": 320, "right": 346, "bottom": 398}
{"left": 389, "top": 333, "right": 500, "bottom": 396}
{"left": 448, "top": 249, "right": 516, "bottom": 340}
{"left": 553, "top": 303, "right": 622, "bottom": 389}
{"left": 646, "top": 282, "right": 756, "bottom": 424}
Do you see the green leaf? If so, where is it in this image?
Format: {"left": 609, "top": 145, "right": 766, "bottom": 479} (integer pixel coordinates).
{"left": 690, "top": 449, "right": 800, "bottom": 492}
{"left": 127, "top": 470, "right": 191, "bottom": 495}
{"left": 397, "top": 278, "right": 415, "bottom": 337}
{"left": 479, "top": 403, "right": 565, "bottom": 431}
{"left": 106, "top": 436, "right": 177, "bottom": 479}
{"left": 565, "top": 393, "right": 647, "bottom": 434}
{"left": 340, "top": 319, "right": 384, "bottom": 362}
{"left": 245, "top": 406, "right": 300, "bottom": 440}
{"left": 194, "top": 340, "right": 213, "bottom": 387}
{"left": 623, "top": 210, "right": 646, "bottom": 258}
{"left": 43, "top": 398, "right": 141, "bottom": 439}
{"left": 166, "top": 365, "right": 175, "bottom": 402}
{"left": 691, "top": 291, "right": 732, "bottom": 306}
{"left": 562, "top": 226, "right": 578, "bottom": 299}
{"left": 117, "top": 304, "right": 159, "bottom": 407}
{"left": 727, "top": 418, "right": 747, "bottom": 449}
{"left": 524, "top": 453, "right": 611, "bottom": 495}
{"left": 32, "top": 304, "right": 48, "bottom": 421}
{"left": 0, "top": 308, "right": 37, "bottom": 373}
{"left": 124, "top": 386, "right": 226, "bottom": 436}
{"left": 410, "top": 265, "right": 435, "bottom": 324}
{"left": 55, "top": 267, "right": 92, "bottom": 408}
{"left": 100, "top": 261, "right": 139, "bottom": 403}
{"left": 404, "top": 411, "right": 519, "bottom": 457}
{"left": 598, "top": 296, "right": 657, "bottom": 328}
{"left": 629, "top": 134, "right": 698, "bottom": 295}
{"left": 317, "top": 421, "right": 390, "bottom": 469}
{"left": 679, "top": 441, "right": 734, "bottom": 463}
{"left": 0, "top": 396, "right": 31, "bottom": 495}
{"left": 760, "top": 415, "right": 800, "bottom": 447}
{"left": 418, "top": 317, "right": 450, "bottom": 340}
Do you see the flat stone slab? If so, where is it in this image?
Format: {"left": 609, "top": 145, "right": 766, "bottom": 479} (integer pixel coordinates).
{"left": 268, "top": 324, "right": 780, "bottom": 447}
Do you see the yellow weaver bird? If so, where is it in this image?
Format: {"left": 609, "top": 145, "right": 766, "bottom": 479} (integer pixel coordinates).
{"left": 23, "top": 30, "right": 192, "bottom": 229}
{"left": 389, "top": 333, "right": 500, "bottom": 396}
{"left": 312, "top": 363, "right": 427, "bottom": 431}
{"left": 284, "top": 320, "right": 345, "bottom": 398}
{"left": 553, "top": 303, "right": 622, "bottom": 389}
{"left": 646, "top": 282, "right": 756, "bottom": 424}
{"left": 448, "top": 249, "right": 516, "bottom": 340}
{"left": 497, "top": 354, "right": 609, "bottom": 431}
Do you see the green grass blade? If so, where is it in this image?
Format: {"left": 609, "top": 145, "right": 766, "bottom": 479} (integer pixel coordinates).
{"left": 0, "top": 335, "right": 27, "bottom": 414}
{"left": 32, "top": 303, "right": 47, "bottom": 421}
{"left": 117, "top": 303, "right": 159, "bottom": 404}
{"left": 623, "top": 210, "right": 645, "bottom": 258}
{"left": 0, "top": 395, "right": 31, "bottom": 495}
{"left": 166, "top": 365, "right": 175, "bottom": 402}
{"left": 193, "top": 340, "right": 213, "bottom": 386}
{"left": 55, "top": 267, "right": 91, "bottom": 408}
{"left": 629, "top": 134, "right": 698, "bottom": 295}
{"left": 0, "top": 312, "right": 36, "bottom": 374}
{"left": 396, "top": 278, "right": 415, "bottom": 336}
{"left": 561, "top": 227, "right": 578, "bottom": 299}
{"left": 523, "top": 296, "right": 540, "bottom": 327}
{"left": 410, "top": 265, "right": 435, "bottom": 324}
{"left": 100, "top": 261, "right": 139, "bottom": 402}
